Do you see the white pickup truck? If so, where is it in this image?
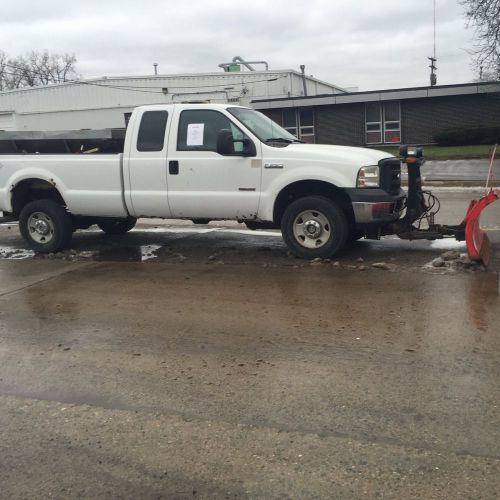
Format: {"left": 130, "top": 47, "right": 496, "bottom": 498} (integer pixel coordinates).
{"left": 0, "top": 103, "right": 405, "bottom": 259}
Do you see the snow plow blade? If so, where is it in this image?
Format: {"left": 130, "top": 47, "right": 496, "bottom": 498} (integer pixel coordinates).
{"left": 463, "top": 189, "right": 499, "bottom": 266}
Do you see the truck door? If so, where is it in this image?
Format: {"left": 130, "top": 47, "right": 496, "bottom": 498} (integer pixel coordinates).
{"left": 124, "top": 109, "right": 171, "bottom": 217}
{"left": 166, "top": 109, "right": 262, "bottom": 219}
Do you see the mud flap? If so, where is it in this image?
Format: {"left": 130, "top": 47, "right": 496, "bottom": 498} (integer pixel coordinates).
{"left": 463, "top": 189, "right": 499, "bottom": 265}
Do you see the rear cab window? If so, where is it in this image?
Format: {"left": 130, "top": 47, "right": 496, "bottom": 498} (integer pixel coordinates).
{"left": 137, "top": 111, "right": 168, "bottom": 152}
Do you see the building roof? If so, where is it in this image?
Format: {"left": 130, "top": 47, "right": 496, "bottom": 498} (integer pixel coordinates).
{"left": 0, "top": 70, "right": 347, "bottom": 96}
{"left": 252, "top": 81, "right": 500, "bottom": 109}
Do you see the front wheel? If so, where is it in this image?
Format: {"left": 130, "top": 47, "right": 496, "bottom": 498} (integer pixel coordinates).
{"left": 19, "top": 199, "right": 73, "bottom": 253}
{"left": 281, "top": 196, "right": 348, "bottom": 259}
{"left": 97, "top": 217, "right": 137, "bottom": 235}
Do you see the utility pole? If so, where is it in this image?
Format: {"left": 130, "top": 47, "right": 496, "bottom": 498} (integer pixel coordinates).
{"left": 428, "top": 57, "right": 437, "bottom": 86}
{"left": 153, "top": 63, "right": 158, "bottom": 76}
{"left": 428, "top": 0, "right": 437, "bottom": 86}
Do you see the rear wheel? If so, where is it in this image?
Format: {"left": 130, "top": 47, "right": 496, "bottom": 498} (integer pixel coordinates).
{"left": 19, "top": 199, "right": 73, "bottom": 253}
{"left": 97, "top": 217, "right": 137, "bottom": 235}
{"left": 281, "top": 196, "right": 348, "bottom": 259}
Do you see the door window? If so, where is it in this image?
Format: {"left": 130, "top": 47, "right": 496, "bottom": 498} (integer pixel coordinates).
{"left": 177, "top": 110, "right": 249, "bottom": 152}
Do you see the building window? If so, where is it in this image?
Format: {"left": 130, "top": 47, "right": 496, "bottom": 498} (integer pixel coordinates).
{"left": 282, "top": 108, "right": 315, "bottom": 143}
{"left": 365, "top": 101, "right": 401, "bottom": 144}
{"left": 298, "top": 108, "right": 315, "bottom": 143}
{"left": 365, "top": 103, "right": 382, "bottom": 144}
{"left": 282, "top": 108, "right": 297, "bottom": 136}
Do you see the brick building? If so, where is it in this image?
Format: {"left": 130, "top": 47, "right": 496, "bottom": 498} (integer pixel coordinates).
{"left": 253, "top": 82, "right": 500, "bottom": 146}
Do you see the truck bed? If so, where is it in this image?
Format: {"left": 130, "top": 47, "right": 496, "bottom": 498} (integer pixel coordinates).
{"left": 0, "top": 129, "right": 125, "bottom": 155}
{"left": 0, "top": 153, "right": 127, "bottom": 218}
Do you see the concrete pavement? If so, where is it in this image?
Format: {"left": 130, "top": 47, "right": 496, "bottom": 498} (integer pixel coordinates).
{"left": 0, "top": 190, "right": 499, "bottom": 498}
{"left": 0, "top": 258, "right": 499, "bottom": 498}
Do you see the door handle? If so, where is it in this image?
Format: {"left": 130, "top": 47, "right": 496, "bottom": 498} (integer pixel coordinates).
{"left": 169, "top": 160, "right": 179, "bottom": 175}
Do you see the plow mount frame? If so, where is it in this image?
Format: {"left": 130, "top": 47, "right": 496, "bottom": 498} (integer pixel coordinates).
{"left": 387, "top": 145, "right": 498, "bottom": 266}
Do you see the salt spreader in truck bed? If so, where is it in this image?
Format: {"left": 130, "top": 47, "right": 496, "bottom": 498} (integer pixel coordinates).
{"left": 0, "top": 104, "right": 497, "bottom": 263}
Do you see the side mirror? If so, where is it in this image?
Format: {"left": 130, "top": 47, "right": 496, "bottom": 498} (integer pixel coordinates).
{"left": 217, "top": 129, "right": 256, "bottom": 157}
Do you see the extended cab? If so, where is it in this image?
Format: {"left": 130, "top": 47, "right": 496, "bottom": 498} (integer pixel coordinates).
{"left": 0, "top": 103, "right": 405, "bottom": 258}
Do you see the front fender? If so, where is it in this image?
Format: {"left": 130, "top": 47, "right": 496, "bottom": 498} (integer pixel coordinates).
{"left": 258, "top": 167, "right": 355, "bottom": 222}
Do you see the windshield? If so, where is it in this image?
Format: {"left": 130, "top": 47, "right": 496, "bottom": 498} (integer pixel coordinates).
{"left": 228, "top": 107, "right": 300, "bottom": 144}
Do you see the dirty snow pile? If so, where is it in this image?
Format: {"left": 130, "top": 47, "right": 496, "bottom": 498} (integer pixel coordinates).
{"left": 0, "top": 246, "right": 34, "bottom": 259}
{"left": 426, "top": 250, "right": 485, "bottom": 272}
{"left": 37, "top": 249, "right": 94, "bottom": 260}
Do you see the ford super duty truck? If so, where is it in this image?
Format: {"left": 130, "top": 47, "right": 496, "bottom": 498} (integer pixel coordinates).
{"left": 0, "top": 103, "right": 405, "bottom": 259}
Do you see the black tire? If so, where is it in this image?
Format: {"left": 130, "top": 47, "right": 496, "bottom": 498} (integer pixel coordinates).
{"left": 281, "top": 196, "right": 349, "bottom": 259}
{"left": 19, "top": 199, "right": 73, "bottom": 253}
{"left": 97, "top": 217, "right": 137, "bottom": 235}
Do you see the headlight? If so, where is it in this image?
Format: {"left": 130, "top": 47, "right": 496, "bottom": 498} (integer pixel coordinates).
{"left": 357, "top": 165, "right": 379, "bottom": 188}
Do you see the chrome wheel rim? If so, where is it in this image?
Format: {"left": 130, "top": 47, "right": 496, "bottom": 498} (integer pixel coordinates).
{"left": 28, "top": 212, "right": 55, "bottom": 244}
{"left": 292, "top": 210, "right": 331, "bottom": 249}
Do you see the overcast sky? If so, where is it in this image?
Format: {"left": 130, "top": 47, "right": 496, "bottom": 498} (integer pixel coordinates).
{"left": 0, "top": 0, "right": 476, "bottom": 91}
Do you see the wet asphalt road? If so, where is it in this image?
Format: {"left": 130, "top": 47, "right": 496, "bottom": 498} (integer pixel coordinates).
{"left": 0, "top": 190, "right": 499, "bottom": 498}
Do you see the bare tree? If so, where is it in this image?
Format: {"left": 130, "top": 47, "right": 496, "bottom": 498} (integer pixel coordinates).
{"left": 0, "top": 50, "right": 11, "bottom": 91}
{"left": 0, "top": 50, "right": 77, "bottom": 90}
{"left": 461, "top": 0, "right": 500, "bottom": 79}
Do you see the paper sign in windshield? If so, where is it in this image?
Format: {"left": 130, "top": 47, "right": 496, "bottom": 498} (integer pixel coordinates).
{"left": 187, "top": 123, "right": 204, "bottom": 146}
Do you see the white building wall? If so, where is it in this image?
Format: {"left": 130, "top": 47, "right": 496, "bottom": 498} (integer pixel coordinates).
{"left": 0, "top": 71, "right": 345, "bottom": 131}
{"left": 0, "top": 112, "right": 16, "bottom": 130}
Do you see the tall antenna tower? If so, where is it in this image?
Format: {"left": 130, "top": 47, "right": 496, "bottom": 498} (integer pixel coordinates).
{"left": 428, "top": 0, "right": 437, "bottom": 86}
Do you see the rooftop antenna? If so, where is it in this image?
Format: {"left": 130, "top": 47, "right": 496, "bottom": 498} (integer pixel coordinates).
{"left": 300, "top": 65, "right": 308, "bottom": 96}
{"left": 428, "top": 0, "right": 437, "bottom": 86}
{"left": 153, "top": 63, "right": 158, "bottom": 76}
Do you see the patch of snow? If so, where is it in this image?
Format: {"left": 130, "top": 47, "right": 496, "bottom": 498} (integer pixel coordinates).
{"left": 131, "top": 227, "right": 216, "bottom": 234}
{"left": 0, "top": 246, "right": 34, "bottom": 260}
{"left": 130, "top": 227, "right": 283, "bottom": 237}
{"left": 429, "top": 239, "right": 466, "bottom": 250}
{"left": 140, "top": 244, "right": 162, "bottom": 261}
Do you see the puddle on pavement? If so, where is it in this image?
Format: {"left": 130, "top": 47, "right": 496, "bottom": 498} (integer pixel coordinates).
{"left": 94, "top": 244, "right": 162, "bottom": 262}
{"left": 465, "top": 273, "right": 500, "bottom": 331}
{"left": 94, "top": 247, "right": 143, "bottom": 262}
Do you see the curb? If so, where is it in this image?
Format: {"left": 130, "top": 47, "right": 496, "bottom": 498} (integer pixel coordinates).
{"left": 421, "top": 181, "right": 490, "bottom": 187}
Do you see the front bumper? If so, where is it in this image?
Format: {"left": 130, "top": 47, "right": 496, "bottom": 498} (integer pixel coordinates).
{"left": 345, "top": 188, "right": 406, "bottom": 224}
